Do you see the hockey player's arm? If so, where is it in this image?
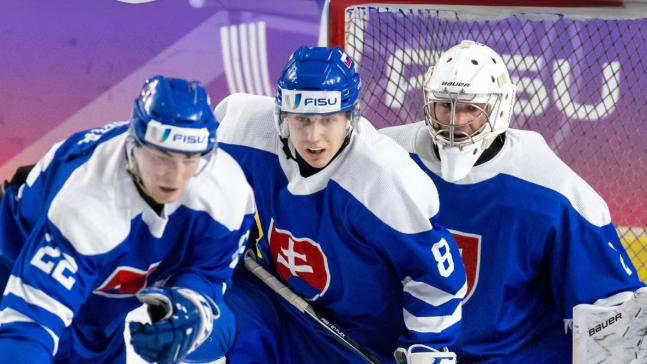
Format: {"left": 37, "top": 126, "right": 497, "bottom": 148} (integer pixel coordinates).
{"left": 550, "top": 207, "right": 645, "bottom": 364}
{"left": 371, "top": 219, "right": 466, "bottom": 362}
{"left": 549, "top": 218, "right": 643, "bottom": 315}
{"left": 0, "top": 221, "right": 111, "bottom": 363}
{"left": 131, "top": 211, "right": 254, "bottom": 363}
{"left": 164, "top": 210, "right": 255, "bottom": 304}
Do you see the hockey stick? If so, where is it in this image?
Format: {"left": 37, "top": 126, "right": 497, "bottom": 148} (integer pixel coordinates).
{"left": 243, "top": 249, "right": 385, "bottom": 364}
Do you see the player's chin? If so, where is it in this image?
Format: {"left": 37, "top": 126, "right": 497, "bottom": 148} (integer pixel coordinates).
{"left": 302, "top": 149, "right": 332, "bottom": 168}
{"left": 152, "top": 186, "right": 183, "bottom": 204}
{"left": 304, "top": 155, "right": 331, "bottom": 169}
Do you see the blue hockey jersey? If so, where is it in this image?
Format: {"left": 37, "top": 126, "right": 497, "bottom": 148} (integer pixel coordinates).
{"left": 0, "top": 122, "right": 255, "bottom": 363}
{"left": 380, "top": 121, "right": 644, "bottom": 363}
{"left": 214, "top": 93, "right": 467, "bottom": 362}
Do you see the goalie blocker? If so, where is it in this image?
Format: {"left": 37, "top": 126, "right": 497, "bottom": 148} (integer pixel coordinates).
{"left": 573, "top": 287, "right": 647, "bottom": 364}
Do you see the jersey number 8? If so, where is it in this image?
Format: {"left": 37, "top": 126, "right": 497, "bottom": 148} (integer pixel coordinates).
{"left": 431, "top": 238, "right": 455, "bottom": 277}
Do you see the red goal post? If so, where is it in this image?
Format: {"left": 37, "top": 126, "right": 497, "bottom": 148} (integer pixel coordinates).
{"left": 322, "top": 0, "right": 647, "bottom": 281}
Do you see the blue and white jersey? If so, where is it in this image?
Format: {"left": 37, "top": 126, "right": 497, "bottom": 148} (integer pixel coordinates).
{"left": 380, "top": 121, "right": 645, "bottom": 363}
{"left": 215, "top": 93, "right": 467, "bottom": 362}
{"left": 0, "top": 122, "right": 255, "bottom": 363}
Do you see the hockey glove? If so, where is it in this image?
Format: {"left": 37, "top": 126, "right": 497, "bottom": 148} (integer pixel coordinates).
{"left": 395, "top": 344, "right": 457, "bottom": 364}
{"left": 129, "top": 287, "right": 215, "bottom": 364}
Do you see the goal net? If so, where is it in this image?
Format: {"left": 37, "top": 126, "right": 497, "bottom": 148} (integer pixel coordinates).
{"left": 324, "top": 0, "right": 647, "bottom": 281}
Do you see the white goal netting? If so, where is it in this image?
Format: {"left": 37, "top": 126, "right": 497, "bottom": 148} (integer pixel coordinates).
{"left": 329, "top": 2, "right": 647, "bottom": 281}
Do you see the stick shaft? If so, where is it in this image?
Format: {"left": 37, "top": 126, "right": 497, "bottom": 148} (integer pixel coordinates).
{"left": 243, "top": 250, "right": 385, "bottom": 364}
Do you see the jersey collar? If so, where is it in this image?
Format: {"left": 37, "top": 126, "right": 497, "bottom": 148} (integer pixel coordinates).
{"left": 413, "top": 122, "right": 522, "bottom": 185}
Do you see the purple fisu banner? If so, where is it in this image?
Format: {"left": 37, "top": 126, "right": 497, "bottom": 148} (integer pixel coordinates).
{"left": 0, "top": 0, "right": 321, "bottom": 179}
{"left": 346, "top": 8, "right": 647, "bottom": 227}
{"left": 1, "top": 2, "right": 644, "bottom": 228}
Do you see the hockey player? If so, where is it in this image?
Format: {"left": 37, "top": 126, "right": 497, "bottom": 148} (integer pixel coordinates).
{"left": 0, "top": 76, "right": 255, "bottom": 364}
{"left": 212, "top": 45, "right": 467, "bottom": 364}
{"left": 380, "top": 40, "right": 646, "bottom": 363}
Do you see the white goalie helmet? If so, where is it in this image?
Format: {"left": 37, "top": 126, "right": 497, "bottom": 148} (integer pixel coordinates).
{"left": 423, "top": 40, "right": 516, "bottom": 182}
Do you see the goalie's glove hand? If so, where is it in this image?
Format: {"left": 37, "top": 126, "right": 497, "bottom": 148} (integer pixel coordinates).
{"left": 395, "top": 344, "right": 457, "bottom": 364}
{"left": 129, "top": 287, "right": 215, "bottom": 364}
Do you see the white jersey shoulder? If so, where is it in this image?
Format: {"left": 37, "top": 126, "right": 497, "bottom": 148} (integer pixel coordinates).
{"left": 333, "top": 119, "right": 439, "bottom": 234}
{"left": 216, "top": 95, "right": 439, "bottom": 234}
{"left": 380, "top": 124, "right": 611, "bottom": 227}
{"left": 378, "top": 121, "right": 423, "bottom": 154}
{"left": 504, "top": 129, "right": 611, "bottom": 227}
{"left": 48, "top": 133, "right": 141, "bottom": 256}
{"left": 214, "top": 93, "right": 278, "bottom": 154}
{"left": 24, "top": 141, "right": 66, "bottom": 189}
{"left": 183, "top": 148, "right": 255, "bottom": 232}
{"left": 48, "top": 132, "right": 254, "bottom": 257}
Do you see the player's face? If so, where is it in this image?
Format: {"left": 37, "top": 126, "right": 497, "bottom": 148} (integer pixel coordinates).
{"left": 134, "top": 145, "right": 201, "bottom": 204}
{"left": 434, "top": 102, "right": 488, "bottom": 142}
{"left": 286, "top": 112, "right": 350, "bottom": 169}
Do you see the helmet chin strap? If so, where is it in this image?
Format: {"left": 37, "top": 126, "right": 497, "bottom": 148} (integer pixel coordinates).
{"left": 125, "top": 136, "right": 152, "bottom": 197}
{"left": 280, "top": 137, "right": 297, "bottom": 161}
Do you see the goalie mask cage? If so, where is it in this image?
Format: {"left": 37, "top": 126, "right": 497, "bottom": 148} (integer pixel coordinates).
{"left": 324, "top": 0, "right": 647, "bottom": 281}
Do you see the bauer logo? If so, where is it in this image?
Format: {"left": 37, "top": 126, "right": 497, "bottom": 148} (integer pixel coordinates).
{"left": 588, "top": 313, "right": 623, "bottom": 336}
{"left": 281, "top": 89, "right": 341, "bottom": 114}
{"left": 442, "top": 81, "right": 471, "bottom": 87}
{"left": 145, "top": 120, "right": 209, "bottom": 152}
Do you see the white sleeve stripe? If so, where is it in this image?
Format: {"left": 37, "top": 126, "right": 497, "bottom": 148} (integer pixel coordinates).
{"left": 403, "top": 305, "right": 462, "bottom": 333}
{"left": 42, "top": 325, "right": 60, "bottom": 356}
{"left": 26, "top": 140, "right": 64, "bottom": 188}
{"left": 0, "top": 307, "right": 33, "bottom": 324}
{"left": 0, "top": 308, "right": 60, "bottom": 355}
{"left": 4, "top": 275, "right": 74, "bottom": 327}
{"left": 402, "top": 277, "right": 467, "bottom": 306}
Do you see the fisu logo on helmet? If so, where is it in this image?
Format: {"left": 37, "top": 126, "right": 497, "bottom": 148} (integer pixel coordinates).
{"left": 281, "top": 90, "right": 341, "bottom": 114}
{"left": 145, "top": 121, "right": 210, "bottom": 151}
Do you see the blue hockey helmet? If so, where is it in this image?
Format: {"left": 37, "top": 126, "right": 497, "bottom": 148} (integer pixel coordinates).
{"left": 274, "top": 46, "right": 362, "bottom": 138}
{"left": 131, "top": 75, "right": 217, "bottom": 155}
